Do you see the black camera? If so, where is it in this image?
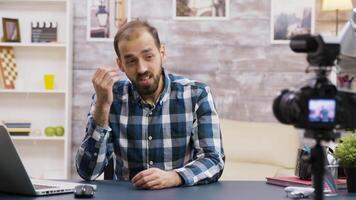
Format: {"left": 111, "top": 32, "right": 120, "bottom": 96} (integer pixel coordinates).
{"left": 273, "top": 34, "right": 356, "bottom": 131}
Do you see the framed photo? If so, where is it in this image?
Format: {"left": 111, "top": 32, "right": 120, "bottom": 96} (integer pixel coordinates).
{"left": 2, "top": 18, "right": 21, "bottom": 42}
{"left": 87, "top": 0, "right": 131, "bottom": 42}
{"left": 271, "top": 0, "right": 315, "bottom": 44}
{"left": 174, "top": 0, "right": 229, "bottom": 20}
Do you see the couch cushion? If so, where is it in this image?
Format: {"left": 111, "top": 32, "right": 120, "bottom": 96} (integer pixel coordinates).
{"left": 220, "top": 161, "right": 279, "bottom": 181}
{"left": 275, "top": 168, "right": 295, "bottom": 177}
{"left": 220, "top": 119, "right": 299, "bottom": 169}
{"left": 220, "top": 161, "right": 295, "bottom": 181}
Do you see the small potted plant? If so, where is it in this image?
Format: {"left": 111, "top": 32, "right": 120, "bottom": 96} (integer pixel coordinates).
{"left": 335, "top": 134, "right": 356, "bottom": 193}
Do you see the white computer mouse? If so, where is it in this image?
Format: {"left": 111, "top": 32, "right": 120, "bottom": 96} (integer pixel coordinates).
{"left": 284, "top": 186, "right": 314, "bottom": 199}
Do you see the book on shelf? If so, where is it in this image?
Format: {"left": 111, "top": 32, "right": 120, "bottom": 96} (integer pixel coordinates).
{"left": 2, "top": 121, "right": 32, "bottom": 136}
{"left": 9, "top": 132, "right": 30, "bottom": 136}
{"left": 8, "top": 128, "right": 31, "bottom": 136}
{"left": 2, "top": 121, "right": 31, "bottom": 127}
{"left": 3, "top": 123, "right": 32, "bottom": 128}
{"left": 4, "top": 124, "right": 31, "bottom": 128}
{"left": 7, "top": 128, "right": 31, "bottom": 132}
{"left": 266, "top": 176, "right": 347, "bottom": 189}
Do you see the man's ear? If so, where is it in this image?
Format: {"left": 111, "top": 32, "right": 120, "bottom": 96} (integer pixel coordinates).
{"left": 116, "top": 58, "right": 125, "bottom": 72}
{"left": 159, "top": 44, "right": 166, "bottom": 62}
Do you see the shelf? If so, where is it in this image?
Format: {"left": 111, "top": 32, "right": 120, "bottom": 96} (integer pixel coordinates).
{"left": 11, "top": 136, "right": 65, "bottom": 141}
{"left": 0, "top": 0, "right": 71, "bottom": 179}
{"left": 0, "top": 42, "right": 66, "bottom": 48}
{"left": 0, "top": 0, "right": 66, "bottom": 2}
{"left": 0, "top": 89, "right": 66, "bottom": 94}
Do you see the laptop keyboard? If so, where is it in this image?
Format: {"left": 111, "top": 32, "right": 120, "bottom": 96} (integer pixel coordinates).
{"left": 33, "top": 184, "right": 58, "bottom": 190}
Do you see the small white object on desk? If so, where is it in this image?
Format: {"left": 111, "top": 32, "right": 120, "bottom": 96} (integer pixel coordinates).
{"left": 284, "top": 186, "right": 315, "bottom": 199}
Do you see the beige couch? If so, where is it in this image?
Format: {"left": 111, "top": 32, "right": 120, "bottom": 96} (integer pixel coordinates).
{"left": 220, "top": 119, "right": 300, "bottom": 180}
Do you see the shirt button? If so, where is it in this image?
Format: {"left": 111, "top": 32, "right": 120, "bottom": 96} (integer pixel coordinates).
{"left": 94, "top": 153, "right": 98, "bottom": 156}
{"left": 148, "top": 136, "right": 152, "bottom": 140}
{"left": 149, "top": 161, "right": 153, "bottom": 165}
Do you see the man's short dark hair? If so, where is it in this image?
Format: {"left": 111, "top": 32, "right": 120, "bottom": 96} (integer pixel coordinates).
{"left": 113, "top": 20, "right": 161, "bottom": 58}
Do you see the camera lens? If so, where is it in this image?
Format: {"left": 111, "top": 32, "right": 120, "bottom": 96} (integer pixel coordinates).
{"left": 290, "top": 34, "right": 319, "bottom": 53}
{"left": 273, "top": 90, "right": 301, "bottom": 125}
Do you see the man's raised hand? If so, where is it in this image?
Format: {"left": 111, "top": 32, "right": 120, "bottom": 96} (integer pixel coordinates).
{"left": 92, "top": 67, "right": 120, "bottom": 127}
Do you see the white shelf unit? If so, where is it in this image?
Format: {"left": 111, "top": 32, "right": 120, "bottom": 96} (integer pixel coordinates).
{"left": 0, "top": 89, "right": 66, "bottom": 94}
{"left": 0, "top": 0, "right": 72, "bottom": 179}
{"left": 11, "top": 136, "right": 65, "bottom": 141}
{"left": 0, "top": 42, "right": 66, "bottom": 47}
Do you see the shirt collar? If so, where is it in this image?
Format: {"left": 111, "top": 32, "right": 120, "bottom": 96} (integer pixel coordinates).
{"left": 130, "top": 68, "right": 171, "bottom": 107}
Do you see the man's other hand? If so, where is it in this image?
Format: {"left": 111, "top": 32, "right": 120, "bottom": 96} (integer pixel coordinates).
{"left": 132, "top": 168, "right": 182, "bottom": 190}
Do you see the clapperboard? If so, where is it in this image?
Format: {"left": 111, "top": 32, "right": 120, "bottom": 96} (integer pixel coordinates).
{"left": 31, "top": 21, "right": 58, "bottom": 43}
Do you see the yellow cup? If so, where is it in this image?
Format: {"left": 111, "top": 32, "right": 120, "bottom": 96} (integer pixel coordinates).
{"left": 44, "top": 74, "right": 55, "bottom": 90}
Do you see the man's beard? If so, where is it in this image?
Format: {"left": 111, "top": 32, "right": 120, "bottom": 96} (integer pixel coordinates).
{"left": 132, "top": 66, "right": 163, "bottom": 96}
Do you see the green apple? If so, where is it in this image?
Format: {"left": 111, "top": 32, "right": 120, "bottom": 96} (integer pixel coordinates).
{"left": 44, "top": 127, "right": 56, "bottom": 136}
{"left": 55, "top": 126, "right": 65, "bottom": 136}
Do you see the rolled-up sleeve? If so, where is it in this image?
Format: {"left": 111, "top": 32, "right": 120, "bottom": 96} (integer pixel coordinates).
{"left": 75, "top": 94, "right": 114, "bottom": 180}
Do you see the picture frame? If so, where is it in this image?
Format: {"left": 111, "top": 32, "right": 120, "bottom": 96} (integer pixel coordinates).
{"left": 174, "top": 0, "right": 229, "bottom": 20}
{"left": 270, "top": 0, "right": 315, "bottom": 44}
{"left": 2, "top": 18, "right": 21, "bottom": 42}
{"left": 87, "top": 0, "right": 131, "bottom": 42}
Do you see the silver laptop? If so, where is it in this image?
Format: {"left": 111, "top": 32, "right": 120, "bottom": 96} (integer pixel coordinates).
{"left": 0, "top": 125, "right": 96, "bottom": 196}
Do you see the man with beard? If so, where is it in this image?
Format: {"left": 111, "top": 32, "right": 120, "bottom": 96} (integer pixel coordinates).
{"left": 76, "top": 20, "right": 224, "bottom": 190}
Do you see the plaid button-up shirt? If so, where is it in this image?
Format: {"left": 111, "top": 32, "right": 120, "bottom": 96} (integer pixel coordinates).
{"left": 76, "top": 70, "right": 225, "bottom": 186}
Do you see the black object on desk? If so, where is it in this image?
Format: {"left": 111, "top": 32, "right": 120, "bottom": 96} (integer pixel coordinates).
{"left": 74, "top": 185, "right": 95, "bottom": 198}
{"left": 295, "top": 148, "right": 312, "bottom": 180}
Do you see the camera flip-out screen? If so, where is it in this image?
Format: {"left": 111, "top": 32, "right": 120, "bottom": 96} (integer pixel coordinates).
{"left": 308, "top": 99, "right": 336, "bottom": 123}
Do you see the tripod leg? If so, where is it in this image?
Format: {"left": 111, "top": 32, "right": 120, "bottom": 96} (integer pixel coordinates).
{"left": 310, "top": 141, "right": 325, "bottom": 200}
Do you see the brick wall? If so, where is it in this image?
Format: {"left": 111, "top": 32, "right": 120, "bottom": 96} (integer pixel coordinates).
{"left": 71, "top": 0, "right": 356, "bottom": 177}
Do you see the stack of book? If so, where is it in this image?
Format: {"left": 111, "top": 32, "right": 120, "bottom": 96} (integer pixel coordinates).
{"left": 2, "top": 121, "right": 32, "bottom": 136}
{"left": 266, "top": 176, "right": 347, "bottom": 189}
